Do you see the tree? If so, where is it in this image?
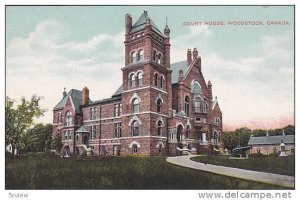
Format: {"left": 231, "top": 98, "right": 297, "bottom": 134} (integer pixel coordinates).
{"left": 223, "top": 127, "right": 252, "bottom": 151}
{"left": 5, "top": 96, "right": 45, "bottom": 160}
{"left": 51, "top": 133, "right": 63, "bottom": 153}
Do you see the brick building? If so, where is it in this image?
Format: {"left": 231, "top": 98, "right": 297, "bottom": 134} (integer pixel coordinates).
{"left": 52, "top": 11, "right": 223, "bottom": 156}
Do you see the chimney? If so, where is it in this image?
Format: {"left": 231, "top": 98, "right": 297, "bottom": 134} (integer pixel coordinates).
{"left": 63, "top": 87, "right": 67, "bottom": 98}
{"left": 187, "top": 49, "right": 192, "bottom": 65}
{"left": 192, "top": 48, "right": 198, "bottom": 60}
{"left": 207, "top": 80, "right": 212, "bottom": 98}
{"left": 178, "top": 69, "right": 184, "bottom": 82}
{"left": 125, "top": 14, "right": 132, "bottom": 34}
{"left": 82, "top": 87, "right": 89, "bottom": 105}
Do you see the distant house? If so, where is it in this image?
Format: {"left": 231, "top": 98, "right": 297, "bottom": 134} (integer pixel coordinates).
{"left": 6, "top": 144, "right": 17, "bottom": 155}
{"left": 248, "top": 131, "right": 294, "bottom": 155}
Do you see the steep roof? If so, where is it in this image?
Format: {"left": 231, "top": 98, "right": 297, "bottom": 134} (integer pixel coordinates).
{"left": 248, "top": 135, "right": 294, "bottom": 145}
{"left": 130, "top": 11, "right": 164, "bottom": 37}
{"left": 53, "top": 89, "right": 92, "bottom": 113}
{"left": 112, "top": 85, "right": 123, "bottom": 97}
{"left": 170, "top": 60, "right": 189, "bottom": 84}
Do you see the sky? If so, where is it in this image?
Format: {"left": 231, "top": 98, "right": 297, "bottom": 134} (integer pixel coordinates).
{"left": 6, "top": 6, "right": 294, "bottom": 130}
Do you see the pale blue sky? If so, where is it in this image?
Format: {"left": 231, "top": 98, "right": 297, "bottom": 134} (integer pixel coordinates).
{"left": 6, "top": 6, "right": 294, "bottom": 129}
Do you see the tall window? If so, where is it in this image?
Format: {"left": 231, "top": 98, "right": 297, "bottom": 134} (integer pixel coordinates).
{"left": 137, "top": 49, "right": 144, "bottom": 61}
{"left": 157, "top": 99, "right": 162, "bottom": 113}
{"left": 65, "top": 111, "right": 72, "bottom": 126}
{"left": 131, "top": 51, "right": 137, "bottom": 63}
{"left": 131, "top": 120, "right": 139, "bottom": 136}
{"left": 157, "top": 120, "right": 162, "bottom": 136}
{"left": 160, "top": 76, "right": 164, "bottom": 89}
{"left": 64, "top": 131, "right": 68, "bottom": 140}
{"left": 131, "top": 98, "right": 139, "bottom": 113}
{"left": 157, "top": 53, "right": 162, "bottom": 64}
{"left": 153, "top": 50, "right": 157, "bottom": 61}
{"left": 184, "top": 96, "right": 190, "bottom": 117}
{"left": 57, "top": 112, "right": 62, "bottom": 124}
{"left": 154, "top": 73, "right": 159, "bottom": 86}
{"left": 129, "top": 74, "right": 135, "bottom": 88}
{"left": 186, "top": 126, "right": 190, "bottom": 139}
{"left": 114, "top": 103, "right": 122, "bottom": 117}
{"left": 90, "top": 126, "right": 96, "bottom": 139}
{"left": 68, "top": 130, "right": 72, "bottom": 140}
{"left": 204, "top": 102, "right": 208, "bottom": 113}
{"left": 115, "top": 122, "right": 122, "bottom": 138}
{"left": 137, "top": 72, "right": 143, "bottom": 86}
{"left": 90, "top": 107, "right": 97, "bottom": 120}
{"left": 192, "top": 81, "right": 202, "bottom": 94}
{"left": 132, "top": 144, "right": 138, "bottom": 154}
{"left": 194, "top": 97, "right": 201, "bottom": 112}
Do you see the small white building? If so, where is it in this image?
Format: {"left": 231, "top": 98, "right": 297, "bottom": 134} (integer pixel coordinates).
{"left": 6, "top": 144, "right": 17, "bottom": 155}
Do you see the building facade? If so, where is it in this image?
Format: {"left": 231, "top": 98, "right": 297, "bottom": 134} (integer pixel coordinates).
{"left": 52, "top": 11, "right": 223, "bottom": 156}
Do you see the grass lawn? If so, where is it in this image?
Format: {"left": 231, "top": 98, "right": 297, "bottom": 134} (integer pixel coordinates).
{"left": 6, "top": 155, "right": 286, "bottom": 189}
{"left": 191, "top": 155, "right": 295, "bottom": 176}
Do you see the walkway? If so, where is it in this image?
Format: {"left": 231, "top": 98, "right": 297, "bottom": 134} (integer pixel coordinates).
{"left": 166, "top": 155, "right": 294, "bottom": 188}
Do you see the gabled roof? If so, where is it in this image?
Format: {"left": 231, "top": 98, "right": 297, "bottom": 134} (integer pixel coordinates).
{"left": 130, "top": 11, "right": 164, "bottom": 37}
{"left": 112, "top": 85, "right": 123, "bottom": 97}
{"left": 170, "top": 60, "right": 189, "bottom": 84}
{"left": 53, "top": 89, "right": 92, "bottom": 113}
{"left": 212, "top": 99, "right": 221, "bottom": 111}
{"left": 248, "top": 135, "right": 294, "bottom": 145}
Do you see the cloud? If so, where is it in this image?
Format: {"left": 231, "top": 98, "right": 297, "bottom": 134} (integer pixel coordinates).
{"left": 6, "top": 20, "right": 124, "bottom": 124}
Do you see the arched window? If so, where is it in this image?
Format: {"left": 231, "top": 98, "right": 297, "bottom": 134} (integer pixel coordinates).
{"left": 131, "top": 98, "right": 139, "bottom": 113}
{"left": 186, "top": 125, "right": 190, "bottom": 139}
{"left": 129, "top": 73, "right": 135, "bottom": 88}
{"left": 76, "top": 134, "right": 79, "bottom": 141}
{"left": 64, "top": 131, "right": 68, "bottom": 140}
{"left": 57, "top": 112, "right": 62, "bottom": 124}
{"left": 157, "top": 120, "right": 162, "bottom": 136}
{"left": 157, "top": 99, "right": 162, "bottom": 113}
{"left": 137, "top": 49, "right": 144, "bottom": 61}
{"left": 65, "top": 111, "right": 72, "bottom": 126}
{"left": 157, "top": 53, "right": 162, "bottom": 64}
{"left": 131, "top": 120, "right": 139, "bottom": 136}
{"left": 160, "top": 75, "right": 164, "bottom": 89}
{"left": 192, "top": 81, "right": 202, "bottom": 94}
{"left": 132, "top": 144, "right": 138, "bottom": 154}
{"left": 184, "top": 96, "right": 190, "bottom": 117}
{"left": 153, "top": 50, "right": 157, "bottom": 61}
{"left": 194, "top": 97, "right": 201, "bottom": 112}
{"left": 131, "top": 51, "right": 137, "bottom": 63}
{"left": 154, "top": 73, "right": 159, "bottom": 86}
{"left": 137, "top": 72, "right": 143, "bottom": 86}
{"left": 212, "top": 131, "right": 218, "bottom": 144}
{"left": 204, "top": 102, "right": 208, "bottom": 113}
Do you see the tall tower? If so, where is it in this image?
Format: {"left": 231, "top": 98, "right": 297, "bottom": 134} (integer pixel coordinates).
{"left": 121, "top": 11, "right": 172, "bottom": 155}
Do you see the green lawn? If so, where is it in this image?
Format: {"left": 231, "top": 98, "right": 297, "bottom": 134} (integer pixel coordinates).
{"left": 191, "top": 155, "right": 295, "bottom": 176}
{"left": 6, "top": 154, "right": 286, "bottom": 189}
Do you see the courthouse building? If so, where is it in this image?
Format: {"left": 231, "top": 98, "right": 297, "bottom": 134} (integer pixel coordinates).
{"left": 52, "top": 11, "right": 223, "bottom": 156}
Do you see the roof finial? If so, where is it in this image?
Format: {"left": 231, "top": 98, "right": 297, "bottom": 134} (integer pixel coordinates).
{"left": 166, "top": 16, "right": 168, "bottom": 26}
{"left": 63, "top": 87, "right": 67, "bottom": 98}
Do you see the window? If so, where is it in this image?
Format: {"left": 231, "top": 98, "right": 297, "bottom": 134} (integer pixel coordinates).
{"left": 157, "top": 120, "right": 163, "bottom": 136}
{"left": 192, "top": 81, "right": 202, "bottom": 94}
{"left": 90, "top": 107, "right": 97, "bottom": 120}
{"left": 114, "top": 103, "right": 122, "bottom": 117}
{"left": 153, "top": 50, "right": 157, "bottom": 61}
{"left": 194, "top": 97, "right": 201, "bottom": 112}
{"left": 158, "top": 144, "right": 162, "bottom": 154}
{"left": 131, "top": 98, "right": 139, "bottom": 113}
{"left": 137, "top": 72, "right": 143, "bottom": 86}
{"left": 129, "top": 73, "right": 135, "bottom": 88}
{"left": 64, "top": 131, "right": 68, "bottom": 140}
{"left": 156, "top": 99, "right": 162, "bottom": 113}
{"left": 216, "top": 118, "right": 220, "bottom": 126}
{"left": 68, "top": 131, "right": 72, "bottom": 140}
{"left": 132, "top": 144, "right": 138, "bottom": 154}
{"left": 57, "top": 112, "right": 62, "bottom": 124}
{"left": 186, "top": 126, "right": 190, "bottom": 139}
{"left": 115, "top": 122, "right": 122, "bottom": 138}
{"left": 154, "top": 73, "right": 159, "bottom": 86}
{"left": 131, "top": 120, "right": 139, "bottom": 136}
{"left": 184, "top": 96, "right": 190, "bottom": 117}
{"left": 131, "top": 51, "right": 137, "bottom": 63}
{"left": 90, "top": 126, "right": 96, "bottom": 139}
{"left": 204, "top": 102, "right": 208, "bottom": 113}
{"left": 137, "top": 49, "right": 144, "bottom": 61}
{"left": 157, "top": 53, "right": 162, "bottom": 64}
{"left": 160, "top": 76, "right": 164, "bottom": 89}
{"left": 76, "top": 134, "right": 79, "bottom": 141}
{"left": 65, "top": 111, "right": 72, "bottom": 126}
